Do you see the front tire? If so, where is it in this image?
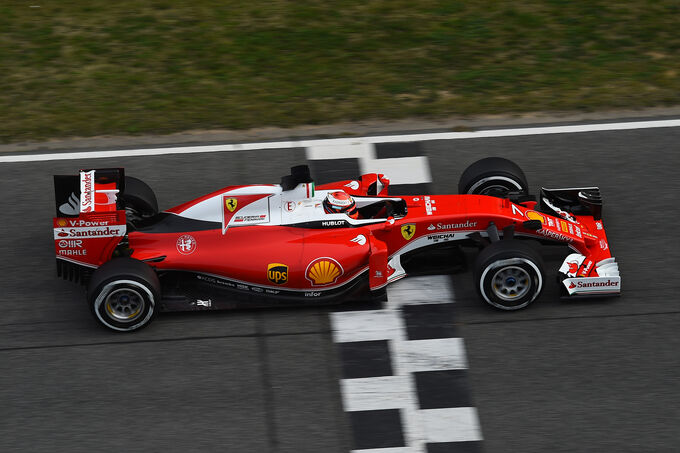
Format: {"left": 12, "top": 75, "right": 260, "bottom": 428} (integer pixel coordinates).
{"left": 473, "top": 240, "right": 544, "bottom": 310}
{"left": 87, "top": 258, "right": 160, "bottom": 332}
{"left": 458, "top": 157, "right": 529, "bottom": 197}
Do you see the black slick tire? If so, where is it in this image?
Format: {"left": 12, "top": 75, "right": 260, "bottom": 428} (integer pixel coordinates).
{"left": 458, "top": 157, "right": 529, "bottom": 196}
{"left": 87, "top": 258, "right": 161, "bottom": 332}
{"left": 473, "top": 240, "right": 544, "bottom": 310}
{"left": 122, "top": 176, "right": 158, "bottom": 217}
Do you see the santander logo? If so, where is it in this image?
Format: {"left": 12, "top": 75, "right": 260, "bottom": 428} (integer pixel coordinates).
{"left": 567, "top": 278, "right": 620, "bottom": 293}
{"left": 567, "top": 261, "right": 579, "bottom": 274}
{"left": 576, "top": 279, "right": 619, "bottom": 288}
{"left": 80, "top": 170, "right": 95, "bottom": 213}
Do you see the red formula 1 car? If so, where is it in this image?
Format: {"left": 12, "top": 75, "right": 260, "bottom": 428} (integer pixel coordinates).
{"left": 53, "top": 159, "right": 620, "bottom": 332}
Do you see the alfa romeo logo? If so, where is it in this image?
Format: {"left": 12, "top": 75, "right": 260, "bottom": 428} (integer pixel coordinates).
{"left": 176, "top": 234, "right": 197, "bottom": 255}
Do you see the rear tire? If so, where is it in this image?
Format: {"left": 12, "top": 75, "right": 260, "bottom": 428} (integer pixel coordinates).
{"left": 473, "top": 240, "right": 544, "bottom": 310}
{"left": 87, "top": 258, "right": 160, "bottom": 332}
{"left": 122, "top": 176, "right": 158, "bottom": 217}
{"left": 458, "top": 157, "right": 529, "bottom": 197}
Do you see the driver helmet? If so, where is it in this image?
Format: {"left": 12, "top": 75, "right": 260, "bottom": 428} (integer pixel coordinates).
{"left": 323, "top": 191, "right": 358, "bottom": 217}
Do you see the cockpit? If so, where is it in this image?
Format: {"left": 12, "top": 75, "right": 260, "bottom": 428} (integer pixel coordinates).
{"left": 278, "top": 164, "right": 408, "bottom": 226}
{"left": 352, "top": 197, "right": 408, "bottom": 220}
{"left": 321, "top": 191, "right": 408, "bottom": 220}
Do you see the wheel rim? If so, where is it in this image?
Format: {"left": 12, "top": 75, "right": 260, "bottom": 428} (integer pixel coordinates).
{"left": 478, "top": 184, "right": 511, "bottom": 197}
{"left": 467, "top": 176, "right": 524, "bottom": 195}
{"left": 94, "top": 279, "right": 155, "bottom": 331}
{"left": 491, "top": 265, "right": 531, "bottom": 301}
{"left": 104, "top": 287, "right": 145, "bottom": 321}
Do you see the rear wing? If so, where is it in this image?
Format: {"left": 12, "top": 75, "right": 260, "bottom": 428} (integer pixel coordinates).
{"left": 53, "top": 168, "right": 127, "bottom": 282}
{"left": 54, "top": 168, "right": 125, "bottom": 217}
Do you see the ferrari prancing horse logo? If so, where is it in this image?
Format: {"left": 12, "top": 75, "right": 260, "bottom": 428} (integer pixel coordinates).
{"left": 225, "top": 198, "right": 238, "bottom": 212}
{"left": 401, "top": 224, "right": 416, "bottom": 241}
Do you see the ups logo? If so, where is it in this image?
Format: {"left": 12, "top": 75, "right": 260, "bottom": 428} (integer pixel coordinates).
{"left": 267, "top": 263, "right": 288, "bottom": 285}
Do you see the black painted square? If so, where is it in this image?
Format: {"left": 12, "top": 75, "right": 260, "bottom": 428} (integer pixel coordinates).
{"left": 332, "top": 299, "right": 385, "bottom": 312}
{"left": 415, "top": 369, "right": 473, "bottom": 409}
{"left": 307, "top": 158, "right": 360, "bottom": 185}
{"left": 388, "top": 183, "right": 431, "bottom": 195}
{"left": 349, "top": 409, "right": 405, "bottom": 450}
{"left": 375, "top": 142, "right": 423, "bottom": 159}
{"left": 427, "top": 441, "right": 484, "bottom": 453}
{"left": 339, "top": 340, "right": 393, "bottom": 379}
{"left": 403, "top": 303, "right": 458, "bottom": 340}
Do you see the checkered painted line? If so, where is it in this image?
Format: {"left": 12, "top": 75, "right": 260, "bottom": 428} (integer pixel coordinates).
{"left": 310, "top": 145, "right": 482, "bottom": 452}
{"left": 306, "top": 141, "right": 431, "bottom": 194}
{"left": 331, "top": 276, "right": 483, "bottom": 453}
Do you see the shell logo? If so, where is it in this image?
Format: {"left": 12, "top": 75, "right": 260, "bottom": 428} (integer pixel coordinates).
{"left": 525, "top": 211, "right": 545, "bottom": 224}
{"left": 56, "top": 218, "right": 68, "bottom": 227}
{"left": 305, "top": 257, "right": 344, "bottom": 286}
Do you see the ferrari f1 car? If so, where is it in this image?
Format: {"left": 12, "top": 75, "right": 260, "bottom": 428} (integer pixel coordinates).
{"left": 53, "top": 159, "right": 620, "bottom": 332}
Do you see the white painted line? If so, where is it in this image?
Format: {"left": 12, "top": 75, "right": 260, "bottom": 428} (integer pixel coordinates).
{"left": 330, "top": 309, "right": 406, "bottom": 343}
{"left": 344, "top": 375, "right": 425, "bottom": 453}
{"left": 306, "top": 142, "right": 374, "bottom": 160}
{"left": 393, "top": 372, "right": 426, "bottom": 453}
{"left": 385, "top": 275, "right": 454, "bottom": 309}
{"left": 419, "top": 407, "right": 483, "bottom": 443}
{"left": 306, "top": 143, "right": 432, "bottom": 186}
{"left": 2, "top": 118, "right": 679, "bottom": 163}
{"left": 341, "top": 375, "right": 414, "bottom": 412}
{"left": 394, "top": 338, "right": 468, "bottom": 373}
{"left": 352, "top": 447, "right": 416, "bottom": 453}
{"left": 0, "top": 142, "right": 301, "bottom": 163}
{"left": 362, "top": 156, "right": 432, "bottom": 185}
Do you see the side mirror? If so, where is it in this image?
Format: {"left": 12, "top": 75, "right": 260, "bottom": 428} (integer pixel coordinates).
{"left": 382, "top": 216, "right": 395, "bottom": 231}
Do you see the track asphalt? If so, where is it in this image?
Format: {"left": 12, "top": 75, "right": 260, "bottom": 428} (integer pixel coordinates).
{"left": 0, "top": 117, "right": 678, "bottom": 452}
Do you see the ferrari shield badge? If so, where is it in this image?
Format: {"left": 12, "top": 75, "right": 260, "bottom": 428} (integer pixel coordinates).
{"left": 401, "top": 224, "right": 416, "bottom": 241}
{"left": 225, "top": 198, "right": 238, "bottom": 212}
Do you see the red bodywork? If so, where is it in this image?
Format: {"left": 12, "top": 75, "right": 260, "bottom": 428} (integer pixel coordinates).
{"left": 53, "top": 170, "right": 618, "bottom": 303}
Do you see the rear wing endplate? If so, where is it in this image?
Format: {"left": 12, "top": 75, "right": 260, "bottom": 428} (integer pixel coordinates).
{"left": 54, "top": 168, "right": 125, "bottom": 217}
